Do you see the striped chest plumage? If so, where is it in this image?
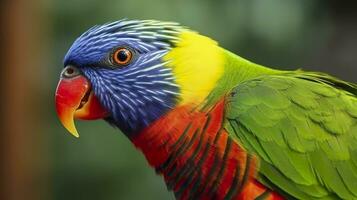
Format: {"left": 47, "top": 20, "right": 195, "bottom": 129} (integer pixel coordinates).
{"left": 132, "top": 100, "right": 283, "bottom": 200}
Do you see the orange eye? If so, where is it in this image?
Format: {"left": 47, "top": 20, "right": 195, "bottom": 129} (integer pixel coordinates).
{"left": 113, "top": 47, "right": 132, "bottom": 65}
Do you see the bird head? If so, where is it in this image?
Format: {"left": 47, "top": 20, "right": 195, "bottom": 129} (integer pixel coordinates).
{"left": 55, "top": 19, "right": 224, "bottom": 138}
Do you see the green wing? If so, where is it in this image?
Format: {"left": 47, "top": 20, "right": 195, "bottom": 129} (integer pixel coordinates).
{"left": 224, "top": 72, "right": 357, "bottom": 200}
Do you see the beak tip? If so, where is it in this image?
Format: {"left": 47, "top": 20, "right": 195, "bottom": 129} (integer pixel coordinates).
{"left": 71, "top": 132, "right": 80, "bottom": 138}
{"left": 67, "top": 126, "right": 80, "bottom": 138}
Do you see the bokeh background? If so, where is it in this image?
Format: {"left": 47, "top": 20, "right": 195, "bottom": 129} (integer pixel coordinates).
{"left": 1, "top": 0, "right": 356, "bottom": 200}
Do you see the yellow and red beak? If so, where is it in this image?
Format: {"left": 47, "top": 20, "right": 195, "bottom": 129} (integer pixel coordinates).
{"left": 55, "top": 68, "right": 109, "bottom": 137}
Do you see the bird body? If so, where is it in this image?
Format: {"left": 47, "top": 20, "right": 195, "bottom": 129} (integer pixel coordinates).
{"left": 55, "top": 19, "right": 357, "bottom": 199}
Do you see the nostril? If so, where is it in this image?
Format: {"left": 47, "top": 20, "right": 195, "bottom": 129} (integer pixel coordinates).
{"left": 62, "top": 65, "right": 80, "bottom": 78}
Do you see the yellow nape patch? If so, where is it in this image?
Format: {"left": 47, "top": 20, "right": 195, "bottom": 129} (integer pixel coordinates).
{"left": 164, "top": 31, "right": 224, "bottom": 105}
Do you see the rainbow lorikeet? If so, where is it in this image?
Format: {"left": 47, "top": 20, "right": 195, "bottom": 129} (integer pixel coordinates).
{"left": 55, "top": 19, "right": 357, "bottom": 200}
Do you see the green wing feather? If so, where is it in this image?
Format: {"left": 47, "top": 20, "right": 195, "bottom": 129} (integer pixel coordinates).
{"left": 224, "top": 72, "right": 357, "bottom": 199}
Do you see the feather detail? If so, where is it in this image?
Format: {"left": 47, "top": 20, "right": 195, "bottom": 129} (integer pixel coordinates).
{"left": 132, "top": 99, "right": 284, "bottom": 199}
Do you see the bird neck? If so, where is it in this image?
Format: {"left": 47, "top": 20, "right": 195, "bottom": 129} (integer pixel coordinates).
{"left": 164, "top": 30, "right": 280, "bottom": 109}
{"left": 224, "top": 49, "right": 279, "bottom": 82}
{"left": 204, "top": 49, "right": 281, "bottom": 107}
{"left": 163, "top": 31, "right": 225, "bottom": 106}
{"left": 131, "top": 100, "right": 262, "bottom": 199}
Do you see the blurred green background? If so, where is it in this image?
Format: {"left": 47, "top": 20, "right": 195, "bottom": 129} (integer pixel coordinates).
{"left": 1, "top": 0, "right": 356, "bottom": 200}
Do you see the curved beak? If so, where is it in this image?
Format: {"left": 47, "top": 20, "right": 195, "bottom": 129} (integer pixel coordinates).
{"left": 55, "top": 73, "right": 109, "bottom": 137}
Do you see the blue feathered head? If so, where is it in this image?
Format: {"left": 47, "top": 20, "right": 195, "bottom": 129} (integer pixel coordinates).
{"left": 55, "top": 19, "right": 223, "bottom": 137}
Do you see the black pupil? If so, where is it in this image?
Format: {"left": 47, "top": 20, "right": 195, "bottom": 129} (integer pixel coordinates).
{"left": 66, "top": 68, "right": 74, "bottom": 75}
{"left": 117, "top": 50, "right": 128, "bottom": 62}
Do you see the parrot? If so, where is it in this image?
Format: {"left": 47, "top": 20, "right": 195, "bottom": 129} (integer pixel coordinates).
{"left": 55, "top": 19, "right": 357, "bottom": 200}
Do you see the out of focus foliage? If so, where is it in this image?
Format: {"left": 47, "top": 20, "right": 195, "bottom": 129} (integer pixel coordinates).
{"left": 42, "top": 1, "right": 356, "bottom": 200}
